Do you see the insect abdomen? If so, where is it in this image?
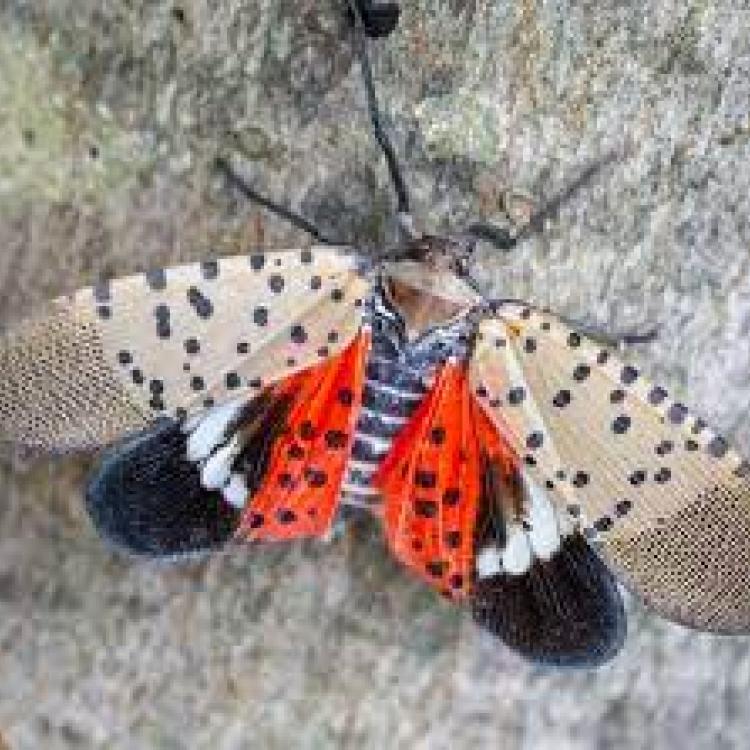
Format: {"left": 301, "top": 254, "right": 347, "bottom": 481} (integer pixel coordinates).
{"left": 340, "top": 296, "right": 426, "bottom": 510}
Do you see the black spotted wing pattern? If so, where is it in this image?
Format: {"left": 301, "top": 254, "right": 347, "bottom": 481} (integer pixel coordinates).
{"left": 471, "top": 303, "right": 750, "bottom": 633}
{"left": 0, "top": 247, "right": 370, "bottom": 452}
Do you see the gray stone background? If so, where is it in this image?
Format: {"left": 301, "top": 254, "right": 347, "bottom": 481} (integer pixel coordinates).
{"left": 1, "top": 0, "right": 750, "bottom": 747}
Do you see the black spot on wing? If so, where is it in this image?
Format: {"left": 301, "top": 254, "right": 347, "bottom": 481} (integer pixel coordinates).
{"left": 94, "top": 280, "right": 111, "bottom": 302}
{"left": 553, "top": 389, "right": 571, "bottom": 408}
{"left": 201, "top": 260, "right": 219, "bottom": 280}
{"left": 508, "top": 386, "right": 525, "bottom": 405}
{"left": 621, "top": 365, "right": 639, "bottom": 385}
{"left": 708, "top": 435, "right": 729, "bottom": 458}
{"left": 268, "top": 274, "right": 285, "bottom": 294}
{"left": 253, "top": 306, "right": 268, "bottom": 327}
{"left": 612, "top": 414, "right": 631, "bottom": 434}
{"left": 442, "top": 488, "right": 460, "bottom": 506}
{"left": 649, "top": 386, "right": 668, "bottom": 405}
{"left": 610, "top": 389, "right": 625, "bottom": 404}
{"left": 290, "top": 324, "right": 307, "bottom": 344}
{"left": 472, "top": 534, "right": 626, "bottom": 667}
{"left": 573, "top": 364, "right": 591, "bottom": 382}
{"left": 187, "top": 286, "right": 214, "bottom": 319}
{"left": 154, "top": 303, "right": 171, "bottom": 339}
{"left": 85, "top": 419, "right": 239, "bottom": 558}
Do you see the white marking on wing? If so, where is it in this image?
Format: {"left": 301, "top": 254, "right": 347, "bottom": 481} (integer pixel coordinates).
{"left": 502, "top": 523, "right": 533, "bottom": 575}
{"left": 222, "top": 473, "right": 249, "bottom": 509}
{"left": 476, "top": 545, "right": 503, "bottom": 579}
{"left": 201, "top": 436, "right": 241, "bottom": 490}
{"left": 186, "top": 400, "right": 243, "bottom": 462}
{"left": 524, "top": 474, "right": 561, "bottom": 561}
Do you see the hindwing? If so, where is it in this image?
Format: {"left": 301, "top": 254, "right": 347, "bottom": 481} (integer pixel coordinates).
{"left": 373, "top": 354, "right": 627, "bottom": 665}
{"left": 373, "top": 361, "right": 515, "bottom": 598}
{"left": 86, "top": 329, "right": 371, "bottom": 555}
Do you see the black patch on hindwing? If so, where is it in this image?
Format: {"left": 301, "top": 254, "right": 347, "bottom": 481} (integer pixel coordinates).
{"left": 86, "top": 419, "right": 239, "bottom": 558}
{"left": 474, "top": 453, "right": 513, "bottom": 550}
{"left": 85, "top": 390, "right": 295, "bottom": 558}
{"left": 233, "top": 391, "right": 295, "bottom": 495}
{"left": 471, "top": 535, "right": 626, "bottom": 667}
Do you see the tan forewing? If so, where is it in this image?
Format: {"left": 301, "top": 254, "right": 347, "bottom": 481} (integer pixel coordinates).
{"left": 470, "top": 303, "right": 750, "bottom": 633}
{"left": 0, "top": 247, "right": 370, "bottom": 453}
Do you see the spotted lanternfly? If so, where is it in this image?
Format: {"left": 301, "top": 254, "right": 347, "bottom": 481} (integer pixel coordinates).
{"left": 3, "top": 1, "right": 750, "bottom": 668}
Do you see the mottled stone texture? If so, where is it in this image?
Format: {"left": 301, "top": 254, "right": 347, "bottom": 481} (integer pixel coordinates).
{"left": 1, "top": 1, "right": 750, "bottom": 748}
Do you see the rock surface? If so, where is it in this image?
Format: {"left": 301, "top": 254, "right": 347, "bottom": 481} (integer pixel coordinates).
{"left": 1, "top": 1, "right": 750, "bottom": 748}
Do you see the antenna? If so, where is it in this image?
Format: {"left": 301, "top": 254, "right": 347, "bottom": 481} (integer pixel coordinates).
{"left": 219, "top": 2, "right": 412, "bottom": 244}
{"left": 347, "top": 0, "right": 416, "bottom": 238}
{"left": 465, "top": 150, "right": 625, "bottom": 252}
{"left": 215, "top": 157, "right": 343, "bottom": 246}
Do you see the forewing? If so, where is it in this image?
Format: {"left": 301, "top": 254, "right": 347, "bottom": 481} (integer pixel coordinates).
{"left": 470, "top": 303, "right": 750, "bottom": 633}
{"left": 0, "top": 247, "right": 370, "bottom": 453}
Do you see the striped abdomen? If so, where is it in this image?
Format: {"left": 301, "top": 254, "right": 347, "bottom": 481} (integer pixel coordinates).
{"left": 341, "top": 352, "right": 427, "bottom": 510}
{"left": 339, "top": 288, "right": 427, "bottom": 510}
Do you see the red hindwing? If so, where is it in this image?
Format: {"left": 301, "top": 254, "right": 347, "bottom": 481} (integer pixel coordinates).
{"left": 236, "top": 329, "right": 371, "bottom": 541}
{"left": 373, "top": 360, "right": 518, "bottom": 598}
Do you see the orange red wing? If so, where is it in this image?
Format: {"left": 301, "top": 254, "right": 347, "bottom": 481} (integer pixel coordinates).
{"left": 373, "top": 360, "right": 518, "bottom": 598}
{"left": 236, "top": 329, "right": 371, "bottom": 541}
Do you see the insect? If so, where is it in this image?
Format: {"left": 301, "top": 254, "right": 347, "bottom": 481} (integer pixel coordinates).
{"left": 2, "top": 1, "right": 750, "bottom": 668}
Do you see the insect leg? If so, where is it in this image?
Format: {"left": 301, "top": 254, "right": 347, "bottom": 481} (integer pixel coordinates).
{"left": 464, "top": 222, "right": 519, "bottom": 251}
{"left": 215, "top": 157, "right": 345, "bottom": 246}
{"left": 516, "top": 153, "right": 623, "bottom": 242}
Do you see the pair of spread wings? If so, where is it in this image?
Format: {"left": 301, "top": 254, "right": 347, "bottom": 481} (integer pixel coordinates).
{"left": 3, "top": 245, "right": 750, "bottom": 661}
